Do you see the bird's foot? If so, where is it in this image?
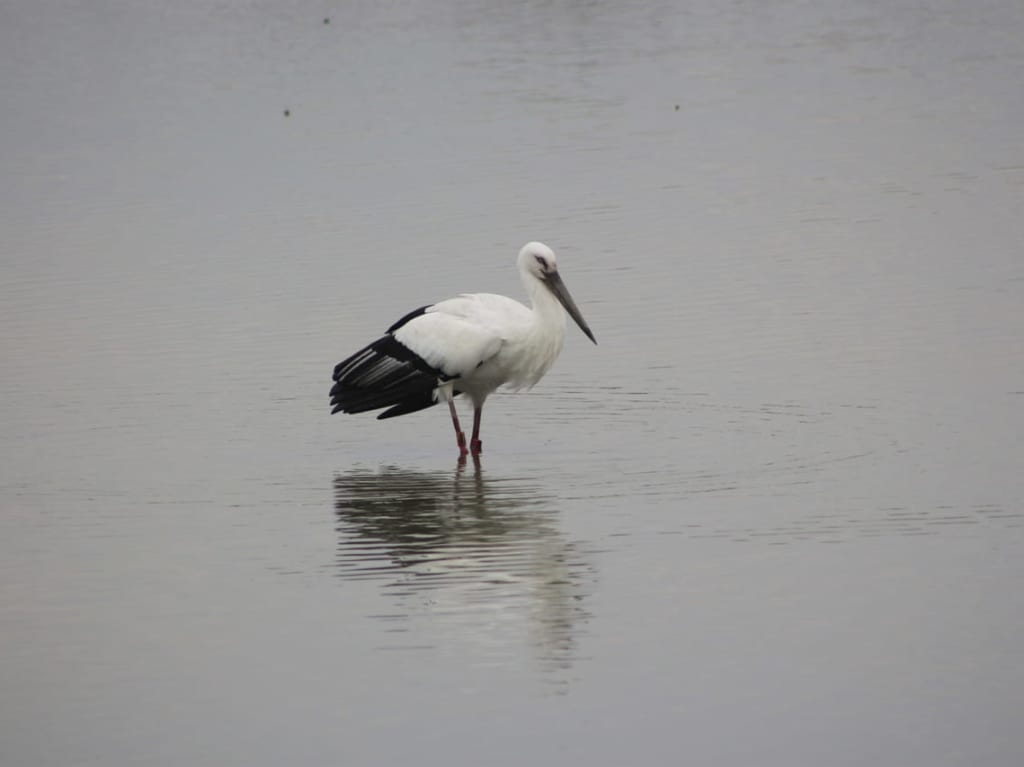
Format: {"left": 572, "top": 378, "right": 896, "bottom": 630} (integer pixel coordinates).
{"left": 456, "top": 431, "right": 469, "bottom": 457}
{"left": 470, "top": 439, "right": 482, "bottom": 455}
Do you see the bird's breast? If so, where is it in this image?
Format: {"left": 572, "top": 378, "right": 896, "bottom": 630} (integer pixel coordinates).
{"left": 496, "top": 323, "right": 565, "bottom": 391}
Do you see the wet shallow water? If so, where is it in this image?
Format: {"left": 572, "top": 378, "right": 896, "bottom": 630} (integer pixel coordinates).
{"left": 3, "top": 1, "right": 1023, "bottom": 764}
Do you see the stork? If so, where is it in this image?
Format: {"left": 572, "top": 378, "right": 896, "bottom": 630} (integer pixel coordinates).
{"left": 330, "top": 241, "right": 597, "bottom": 457}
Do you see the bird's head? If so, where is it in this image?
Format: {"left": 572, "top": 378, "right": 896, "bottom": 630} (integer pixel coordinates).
{"left": 518, "top": 241, "right": 558, "bottom": 281}
{"left": 517, "top": 241, "right": 596, "bottom": 345}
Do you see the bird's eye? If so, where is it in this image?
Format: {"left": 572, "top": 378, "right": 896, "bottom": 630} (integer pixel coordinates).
{"left": 534, "top": 255, "right": 547, "bottom": 270}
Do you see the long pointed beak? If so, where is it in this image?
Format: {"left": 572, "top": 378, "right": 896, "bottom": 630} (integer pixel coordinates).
{"left": 545, "top": 271, "right": 597, "bottom": 344}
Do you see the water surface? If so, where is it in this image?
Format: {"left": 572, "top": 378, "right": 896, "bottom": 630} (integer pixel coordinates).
{"left": 2, "top": 1, "right": 1023, "bottom": 765}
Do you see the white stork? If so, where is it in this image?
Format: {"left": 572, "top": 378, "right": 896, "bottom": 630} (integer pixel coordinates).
{"left": 330, "top": 241, "right": 597, "bottom": 457}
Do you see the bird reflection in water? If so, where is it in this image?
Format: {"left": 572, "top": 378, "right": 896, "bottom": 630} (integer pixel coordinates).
{"left": 333, "top": 460, "right": 592, "bottom": 671}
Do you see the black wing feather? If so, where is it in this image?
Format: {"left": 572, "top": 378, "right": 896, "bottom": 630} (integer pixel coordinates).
{"left": 330, "top": 307, "right": 459, "bottom": 418}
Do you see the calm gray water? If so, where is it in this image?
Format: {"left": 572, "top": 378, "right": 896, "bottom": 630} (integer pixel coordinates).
{"left": 3, "top": 1, "right": 1023, "bottom": 764}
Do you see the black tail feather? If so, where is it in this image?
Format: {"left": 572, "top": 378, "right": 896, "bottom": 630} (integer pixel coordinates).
{"left": 376, "top": 388, "right": 464, "bottom": 419}
{"left": 330, "top": 333, "right": 450, "bottom": 418}
{"left": 377, "top": 390, "right": 441, "bottom": 419}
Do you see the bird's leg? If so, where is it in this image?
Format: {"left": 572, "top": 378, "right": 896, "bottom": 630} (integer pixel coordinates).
{"left": 448, "top": 398, "right": 468, "bottom": 457}
{"left": 470, "top": 405, "right": 483, "bottom": 455}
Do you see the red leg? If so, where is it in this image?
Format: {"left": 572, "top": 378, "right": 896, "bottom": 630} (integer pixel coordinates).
{"left": 448, "top": 398, "right": 468, "bottom": 457}
{"left": 470, "top": 405, "right": 483, "bottom": 455}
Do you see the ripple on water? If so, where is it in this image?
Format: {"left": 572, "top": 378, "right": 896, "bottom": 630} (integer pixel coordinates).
{"left": 332, "top": 463, "right": 595, "bottom": 669}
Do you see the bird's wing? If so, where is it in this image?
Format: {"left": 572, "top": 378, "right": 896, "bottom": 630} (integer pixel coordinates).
{"left": 330, "top": 294, "right": 528, "bottom": 418}
{"left": 394, "top": 297, "right": 508, "bottom": 379}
